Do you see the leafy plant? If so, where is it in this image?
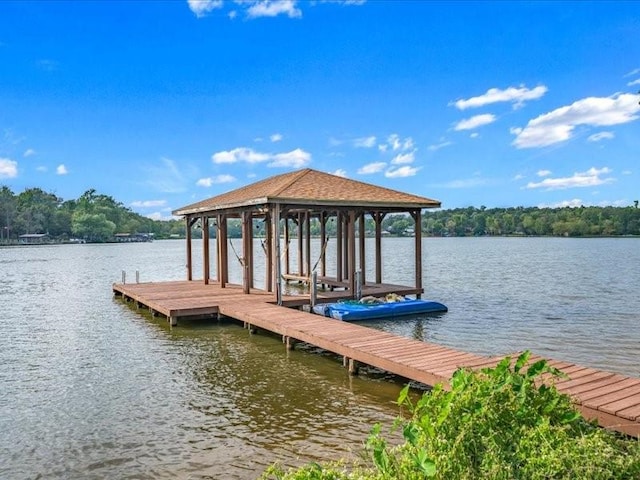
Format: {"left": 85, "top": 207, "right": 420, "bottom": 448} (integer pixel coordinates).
{"left": 262, "top": 351, "right": 640, "bottom": 479}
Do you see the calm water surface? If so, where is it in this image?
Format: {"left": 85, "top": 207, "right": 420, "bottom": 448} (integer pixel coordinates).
{"left": 1, "top": 237, "right": 639, "bottom": 479}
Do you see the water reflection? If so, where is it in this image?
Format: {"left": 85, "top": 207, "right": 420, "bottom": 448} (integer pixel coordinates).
{"left": 2, "top": 238, "right": 640, "bottom": 479}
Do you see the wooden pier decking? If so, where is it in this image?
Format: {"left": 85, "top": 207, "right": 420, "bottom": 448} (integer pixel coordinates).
{"left": 113, "top": 280, "right": 640, "bottom": 437}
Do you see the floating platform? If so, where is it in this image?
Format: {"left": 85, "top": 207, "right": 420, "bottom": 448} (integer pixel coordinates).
{"left": 113, "top": 280, "right": 640, "bottom": 437}
{"left": 313, "top": 298, "right": 448, "bottom": 321}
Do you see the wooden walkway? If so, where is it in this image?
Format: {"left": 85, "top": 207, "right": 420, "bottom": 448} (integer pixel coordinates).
{"left": 113, "top": 280, "right": 640, "bottom": 437}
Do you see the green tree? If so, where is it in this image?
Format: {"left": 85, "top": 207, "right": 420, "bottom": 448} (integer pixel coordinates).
{"left": 71, "top": 212, "right": 116, "bottom": 241}
{"left": 0, "top": 186, "right": 17, "bottom": 242}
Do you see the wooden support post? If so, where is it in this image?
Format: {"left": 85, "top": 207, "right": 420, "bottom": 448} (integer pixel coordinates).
{"left": 319, "top": 211, "right": 327, "bottom": 278}
{"left": 169, "top": 316, "right": 177, "bottom": 327}
{"left": 310, "top": 270, "right": 318, "bottom": 307}
{"left": 342, "top": 213, "right": 349, "bottom": 281}
{"left": 273, "top": 204, "right": 283, "bottom": 305}
{"left": 412, "top": 209, "right": 423, "bottom": 298}
{"left": 297, "top": 212, "right": 303, "bottom": 277}
{"left": 202, "top": 215, "right": 210, "bottom": 285}
{"left": 242, "top": 211, "right": 252, "bottom": 294}
{"left": 359, "top": 212, "right": 366, "bottom": 286}
{"left": 348, "top": 358, "right": 359, "bottom": 375}
{"left": 336, "top": 212, "right": 343, "bottom": 282}
{"left": 265, "top": 212, "right": 273, "bottom": 292}
{"left": 283, "top": 335, "right": 296, "bottom": 350}
{"left": 186, "top": 216, "right": 193, "bottom": 281}
{"left": 219, "top": 216, "right": 228, "bottom": 288}
{"left": 216, "top": 215, "right": 222, "bottom": 283}
{"left": 304, "top": 211, "right": 311, "bottom": 279}
{"left": 374, "top": 211, "right": 385, "bottom": 285}
{"left": 284, "top": 215, "right": 290, "bottom": 276}
{"left": 348, "top": 211, "right": 356, "bottom": 297}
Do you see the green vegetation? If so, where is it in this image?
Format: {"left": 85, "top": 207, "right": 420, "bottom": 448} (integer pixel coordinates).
{"left": 263, "top": 351, "right": 640, "bottom": 480}
{"left": 2, "top": 185, "right": 639, "bottom": 243}
{"left": 0, "top": 186, "right": 183, "bottom": 243}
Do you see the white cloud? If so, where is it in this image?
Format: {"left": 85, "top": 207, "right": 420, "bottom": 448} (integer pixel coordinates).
{"left": 622, "top": 170, "right": 632, "bottom": 175}
{"left": 513, "top": 174, "right": 525, "bottom": 181}
{"left": 228, "top": 10, "right": 238, "bottom": 18}
{"left": 353, "top": 135, "right": 376, "bottom": 148}
{"left": 0, "top": 158, "right": 18, "bottom": 178}
{"left": 454, "top": 113, "right": 496, "bottom": 131}
{"left": 270, "top": 133, "right": 283, "bottom": 142}
{"left": 146, "top": 211, "right": 179, "bottom": 221}
{"left": 212, "top": 147, "right": 271, "bottom": 164}
{"left": 627, "top": 79, "right": 640, "bottom": 86}
{"left": 212, "top": 146, "right": 310, "bottom": 168}
{"left": 187, "top": 0, "right": 223, "bottom": 17}
{"left": 537, "top": 169, "right": 552, "bottom": 177}
{"left": 588, "top": 131, "right": 615, "bottom": 142}
{"left": 526, "top": 167, "right": 614, "bottom": 190}
{"left": 624, "top": 68, "right": 640, "bottom": 77}
{"left": 470, "top": 132, "right": 479, "bottom": 139}
{"left": 391, "top": 151, "right": 415, "bottom": 165}
{"left": 385, "top": 166, "right": 420, "bottom": 178}
{"left": 538, "top": 199, "right": 584, "bottom": 208}
{"left": 453, "top": 85, "right": 547, "bottom": 110}
{"left": 269, "top": 148, "right": 310, "bottom": 168}
{"left": 36, "top": 166, "right": 47, "bottom": 172}
{"left": 247, "top": 0, "right": 302, "bottom": 18}
{"left": 332, "top": 168, "right": 347, "bottom": 177}
{"left": 23, "top": 148, "right": 36, "bottom": 157}
{"left": 357, "top": 162, "right": 386, "bottom": 174}
{"left": 56, "top": 164, "right": 68, "bottom": 175}
{"left": 427, "top": 140, "right": 452, "bottom": 151}
{"left": 512, "top": 93, "right": 640, "bottom": 149}
{"left": 383, "top": 134, "right": 413, "bottom": 151}
{"left": 131, "top": 200, "right": 167, "bottom": 208}
{"left": 196, "top": 174, "right": 237, "bottom": 187}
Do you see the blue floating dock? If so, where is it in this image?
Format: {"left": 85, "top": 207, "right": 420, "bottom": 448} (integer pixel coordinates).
{"left": 313, "top": 298, "right": 448, "bottom": 321}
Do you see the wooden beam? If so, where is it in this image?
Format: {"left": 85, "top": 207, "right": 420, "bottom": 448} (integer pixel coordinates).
{"left": 273, "top": 204, "right": 282, "bottom": 304}
{"left": 411, "top": 209, "right": 423, "bottom": 298}
{"left": 265, "top": 212, "right": 272, "bottom": 292}
{"left": 185, "top": 216, "right": 193, "bottom": 281}
{"left": 297, "top": 212, "right": 303, "bottom": 277}
{"left": 374, "top": 212, "right": 385, "bottom": 284}
{"left": 348, "top": 211, "right": 356, "bottom": 297}
{"left": 305, "top": 211, "right": 311, "bottom": 277}
{"left": 202, "top": 215, "right": 210, "bottom": 284}
{"left": 359, "top": 212, "right": 366, "bottom": 286}
{"left": 242, "top": 210, "right": 252, "bottom": 294}
{"left": 284, "top": 215, "right": 290, "bottom": 275}
{"left": 336, "top": 211, "right": 343, "bottom": 282}
{"left": 319, "top": 211, "right": 327, "bottom": 277}
{"left": 219, "top": 215, "right": 228, "bottom": 288}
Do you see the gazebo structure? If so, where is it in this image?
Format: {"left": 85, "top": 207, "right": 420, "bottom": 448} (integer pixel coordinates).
{"left": 172, "top": 168, "right": 440, "bottom": 304}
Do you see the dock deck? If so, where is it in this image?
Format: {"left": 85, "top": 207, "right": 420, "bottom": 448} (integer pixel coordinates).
{"left": 113, "top": 280, "right": 640, "bottom": 437}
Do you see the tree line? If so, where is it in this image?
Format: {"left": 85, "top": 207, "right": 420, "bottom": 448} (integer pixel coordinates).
{"left": 0, "top": 186, "right": 184, "bottom": 243}
{"left": 1, "top": 186, "right": 639, "bottom": 243}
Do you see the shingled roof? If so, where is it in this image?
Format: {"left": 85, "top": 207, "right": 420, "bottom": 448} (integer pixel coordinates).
{"left": 172, "top": 168, "right": 441, "bottom": 216}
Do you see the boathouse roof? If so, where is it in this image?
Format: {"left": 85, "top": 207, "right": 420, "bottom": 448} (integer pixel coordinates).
{"left": 172, "top": 168, "right": 441, "bottom": 216}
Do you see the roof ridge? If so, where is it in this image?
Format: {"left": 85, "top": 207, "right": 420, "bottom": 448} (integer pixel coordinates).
{"left": 272, "top": 168, "right": 313, "bottom": 197}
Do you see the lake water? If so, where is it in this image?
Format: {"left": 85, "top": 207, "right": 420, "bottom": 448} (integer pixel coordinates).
{"left": 1, "top": 237, "right": 639, "bottom": 479}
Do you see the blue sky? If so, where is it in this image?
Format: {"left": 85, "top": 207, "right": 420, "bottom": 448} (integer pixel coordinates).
{"left": 1, "top": 1, "right": 639, "bottom": 219}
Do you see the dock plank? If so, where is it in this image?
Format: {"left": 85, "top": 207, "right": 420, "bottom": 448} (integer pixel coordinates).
{"left": 113, "top": 280, "right": 640, "bottom": 436}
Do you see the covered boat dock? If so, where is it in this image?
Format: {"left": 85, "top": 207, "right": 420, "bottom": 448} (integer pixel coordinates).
{"left": 171, "top": 168, "right": 441, "bottom": 303}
